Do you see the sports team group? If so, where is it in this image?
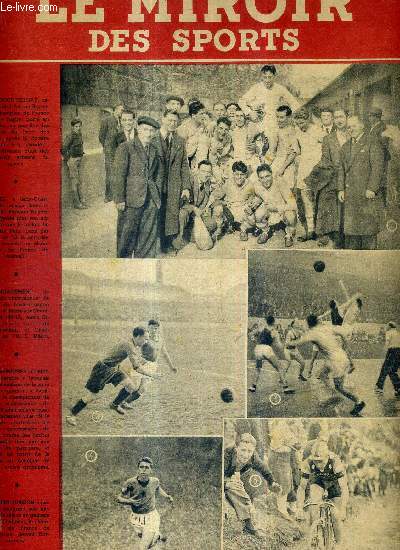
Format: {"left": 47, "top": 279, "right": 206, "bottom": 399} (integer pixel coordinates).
{"left": 62, "top": 64, "right": 393, "bottom": 257}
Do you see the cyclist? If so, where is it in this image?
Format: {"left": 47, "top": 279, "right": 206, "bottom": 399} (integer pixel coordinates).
{"left": 297, "top": 439, "right": 349, "bottom": 545}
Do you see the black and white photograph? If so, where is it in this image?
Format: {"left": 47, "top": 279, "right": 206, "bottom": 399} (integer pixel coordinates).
{"left": 63, "top": 436, "right": 222, "bottom": 550}
{"left": 61, "top": 63, "right": 400, "bottom": 259}
{"left": 247, "top": 250, "right": 400, "bottom": 418}
{"left": 223, "top": 418, "right": 400, "bottom": 550}
{"left": 62, "top": 258, "right": 246, "bottom": 436}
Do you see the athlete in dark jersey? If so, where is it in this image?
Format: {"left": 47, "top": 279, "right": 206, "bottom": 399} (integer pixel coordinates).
{"left": 297, "top": 440, "right": 349, "bottom": 544}
{"left": 66, "top": 327, "right": 147, "bottom": 426}
{"left": 118, "top": 457, "right": 173, "bottom": 549}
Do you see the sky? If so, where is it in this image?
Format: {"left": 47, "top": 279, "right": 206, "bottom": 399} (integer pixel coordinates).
{"left": 290, "top": 63, "right": 349, "bottom": 99}
{"left": 63, "top": 259, "right": 247, "bottom": 296}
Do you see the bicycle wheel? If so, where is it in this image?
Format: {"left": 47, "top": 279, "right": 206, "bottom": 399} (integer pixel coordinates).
{"left": 308, "top": 519, "right": 325, "bottom": 550}
{"left": 323, "top": 507, "right": 336, "bottom": 550}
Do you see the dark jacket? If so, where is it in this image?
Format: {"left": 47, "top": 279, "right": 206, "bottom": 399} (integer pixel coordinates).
{"left": 99, "top": 114, "right": 120, "bottom": 154}
{"left": 62, "top": 131, "right": 84, "bottom": 160}
{"left": 153, "top": 131, "right": 191, "bottom": 236}
{"left": 112, "top": 136, "right": 163, "bottom": 209}
{"left": 337, "top": 133, "right": 385, "bottom": 236}
{"left": 224, "top": 446, "right": 274, "bottom": 486}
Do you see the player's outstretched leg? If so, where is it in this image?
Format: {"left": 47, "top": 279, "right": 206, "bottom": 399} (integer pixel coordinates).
{"left": 249, "top": 359, "right": 263, "bottom": 392}
{"left": 66, "top": 389, "right": 98, "bottom": 426}
{"left": 333, "top": 376, "right": 365, "bottom": 415}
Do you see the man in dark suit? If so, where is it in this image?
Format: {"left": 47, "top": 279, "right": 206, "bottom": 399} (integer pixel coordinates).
{"left": 114, "top": 109, "right": 136, "bottom": 149}
{"left": 337, "top": 116, "right": 385, "bottom": 249}
{"left": 153, "top": 110, "right": 191, "bottom": 252}
{"left": 99, "top": 103, "right": 124, "bottom": 202}
{"left": 368, "top": 107, "right": 391, "bottom": 205}
{"left": 113, "top": 116, "right": 163, "bottom": 258}
{"left": 307, "top": 108, "right": 349, "bottom": 247}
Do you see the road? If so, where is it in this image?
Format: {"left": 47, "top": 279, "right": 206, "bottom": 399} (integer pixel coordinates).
{"left": 247, "top": 358, "right": 400, "bottom": 418}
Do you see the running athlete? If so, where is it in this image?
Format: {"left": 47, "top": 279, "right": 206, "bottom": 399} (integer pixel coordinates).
{"left": 248, "top": 315, "right": 294, "bottom": 394}
{"left": 66, "top": 327, "right": 156, "bottom": 426}
{"left": 284, "top": 319, "right": 308, "bottom": 381}
{"left": 287, "top": 314, "right": 365, "bottom": 416}
{"left": 297, "top": 439, "right": 349, "bottom": 545}
{"left": 118, "top": 319, "right": 177, "bottom": 411}
{"left": 118, "top": 457, "right": 173, "bottom": 549}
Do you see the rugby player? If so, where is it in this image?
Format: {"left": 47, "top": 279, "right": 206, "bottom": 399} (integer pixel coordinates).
{"left": 248, "top": 315, "right": 294, "bottom": 394}
{"left": 118, "top": 319, "right": 177, "bottom": 411}
{"left": 66, "top": 327, "right": 156, "bottom": 426}
{"left": 287, "top": 314, "right": 366, "bottom": 416}
{"left": 284, "top": 319, "right": 308, "bottom": 381}
{"left": 118, "top": 457, "right": 173, "bottom": 549}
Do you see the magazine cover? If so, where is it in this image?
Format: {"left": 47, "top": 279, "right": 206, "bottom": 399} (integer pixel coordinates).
{"left": 0, "top": 1, "right": 399, "bottom": 549}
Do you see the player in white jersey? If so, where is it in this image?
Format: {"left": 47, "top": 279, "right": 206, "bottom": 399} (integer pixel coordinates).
{"left": 118, "top": 456, "right": 173, "bottom": 549}
{"left": 284, "top": 320, "right": 308, "bottom": 381}
{"left": 118, "top": 319, "right": 177, "bottom": 411}
{"left": 287, "top": 314, "right": 365, "bottom": 416}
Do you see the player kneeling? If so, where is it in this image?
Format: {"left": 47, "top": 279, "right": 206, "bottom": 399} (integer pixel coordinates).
{"left": 118, "top": 457, "right": 173, "bottom": 549}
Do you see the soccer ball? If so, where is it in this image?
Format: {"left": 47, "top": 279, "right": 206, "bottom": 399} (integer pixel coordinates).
{"left": 220, "top": 388, "right": 234, "bottom": 403}
{"left": 313, "top": 260, "right": 326, "bottom": 273}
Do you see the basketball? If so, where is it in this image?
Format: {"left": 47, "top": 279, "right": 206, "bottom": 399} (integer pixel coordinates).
{"left": 313, "top": 260, "right": 326, "bottom": 273}
{"left": 220, "top": 388, "right": 234, "bottom": 403}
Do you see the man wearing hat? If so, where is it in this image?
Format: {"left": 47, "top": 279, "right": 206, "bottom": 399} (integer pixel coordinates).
{"left": 99, "top": 102, "right": 125, "bottom": 202}
{"left": 62, "top": 117, "right": 88, "bottom": 209}
{"left": 113, "top": 116, "right": 164, "bottom": 258}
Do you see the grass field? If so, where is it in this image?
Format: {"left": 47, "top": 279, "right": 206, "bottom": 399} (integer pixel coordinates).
{"left": 247, "top": 358, "right": 400, "bottom": 418}
{"left": 63, "top": 320, "right": 245, "bottom": 436}
{"left": 63, "top": 437, "right": 222, "bottom": 550}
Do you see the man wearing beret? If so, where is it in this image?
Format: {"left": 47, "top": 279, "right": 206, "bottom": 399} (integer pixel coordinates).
{"left": 113, "top": 116, "right": 164, "bottom": 258}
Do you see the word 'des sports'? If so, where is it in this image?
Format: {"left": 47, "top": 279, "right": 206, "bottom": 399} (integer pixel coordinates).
{"left": 35, "top": 0, "right": 353, "bottom": 23}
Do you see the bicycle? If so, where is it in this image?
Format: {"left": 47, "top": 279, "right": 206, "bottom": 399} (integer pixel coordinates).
{"left": 305, "top": 496, "right": 337, "bottom": 550}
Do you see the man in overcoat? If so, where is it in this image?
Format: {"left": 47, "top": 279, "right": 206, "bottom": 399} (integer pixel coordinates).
{"left": 153, "top": 110, "right": 191, "bottom": 252}
{"left": 337, "top": 116, "right": 385, "bottom": 249}
{"left": 99, "top": 103, "right": 124, "bottom": 202}
{"left": 113, "top": 116, "right": 163, "bottom": 258}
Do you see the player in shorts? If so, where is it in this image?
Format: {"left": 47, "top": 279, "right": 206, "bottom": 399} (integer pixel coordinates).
{"left": 118, "top": 457, "right": 173, "bottom": 549}
{"left": 296, "top": 439, "right": 349, "bottom": 545}
{"left": 284, "top": 319, "right": 308, "bottom": 381}
{"left": 66, "top": 326, "right": 151, "bottom": 426}
{"left": 287, "top": 314, "right": 366, "bottom": 416}
{"left": 248, "top": 315, "right": 293, "bottom": 394}
{"left": 117, "top": 319, "right": 177, "bottom": 411}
